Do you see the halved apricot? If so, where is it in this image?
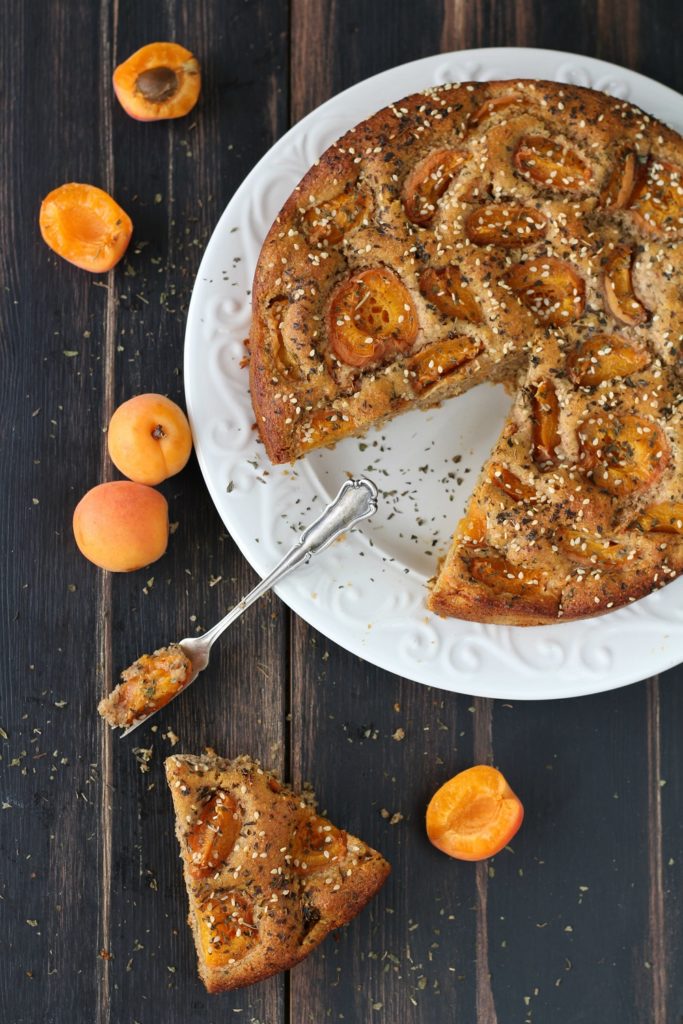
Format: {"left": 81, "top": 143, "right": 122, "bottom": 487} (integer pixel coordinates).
{"left": 113, "top": 42, "right": 201, "bottom": 121}
{"left": 426, "top": 765, "right": 524, "bottom": 861}
{"left": 559, "top": 529, "right": 629, "bottom": 565}
{"left": 187, "top": 791, "right": 241, "bottom": 879}
{"left": 600, "top": 151, "right": 637, "bottom": 209}
{"left": 632, "top": 502, "right": 683, "bottom": 534}
{"left": 40, "top": 183, "right": 132, "bottom": 272}
{"left": 567, "top": 334, "right": 650, "bottom": 386}
{"left": 579, "top": 414, "right": 670, "bottom": 495}
{"left": 489, "top": 462, "right": 537, "bottom": 501}
{"left": 628, "top": 156, "right": 683, "bottom": 236}
{"left": 301, "top": 186, "right": 370, "bottom": 246}
{"left": 465, "top": 203, "right": 547, "bottom": 247}
{"left": 408, "top": 337, "right": 482, "bottom": 393}
{"left": 327, "top": 267, "right": 418, "bottom": 369}
{"left": 402, "top": 149, "right": 468, "bottom": 225}
{"left": 291, "top": 814, "right": 347, "bottom": 874}
{"left": 469, "top": 94, "right": 522, "bottom": 127}
{"left": 507, "top": 257, "right": 586, "bottom": 325}
{"left": 196, "top": 891, "right": 257, "bottom": 967}
{"left": 418, "top": 265, "right": 482, "bottom": 322}
{"left": 531, "top": 379, "right": 562, "bottom": 466}
{"left": 602, "top": 246, "right": 648, "bottom": 326}
{"left": 513, "top": 135, "right": 592, "bottom": 191}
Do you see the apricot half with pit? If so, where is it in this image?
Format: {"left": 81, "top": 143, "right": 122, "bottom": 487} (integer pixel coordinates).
{"left": 113, "top": 42, "right": 201, "bottom": 121}
{"left": 73, "top": 481, "right": 168, "bottom": 572}
{"left": 107, "top": 393, "right": 193, "bottom": 485}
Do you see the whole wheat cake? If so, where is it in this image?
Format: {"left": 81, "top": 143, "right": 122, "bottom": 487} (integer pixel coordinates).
{"left": 249, "top": 80, "right": 683, "bottom": 625}
{"left": 165, "top": 752, "right": 390, "bottom": 992}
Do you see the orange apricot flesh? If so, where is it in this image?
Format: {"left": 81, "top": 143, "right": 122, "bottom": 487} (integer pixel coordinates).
{"left": 73, "top": 481, "right": 168, "bottom": 571}
{"left": 187, "top": 792, "right": 242, "bottom": 879}
{"left": 39, "top": 183, "right": 132, "bottom": 272}
{"left": 196, "top": 891, "right": 257, "bottom": 967}
{"left": 426, "top": 765, "right": 524, "bottom": 861}
{"left": 113, "top": 42, "right": 201, "bottom": 121}
{"left": 108, "top": 393, "right": 193, "bottom": 485}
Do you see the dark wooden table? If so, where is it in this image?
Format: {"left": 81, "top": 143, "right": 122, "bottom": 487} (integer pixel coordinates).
{"left": 2, "top": 2, "right": 682, "bottom": 1022}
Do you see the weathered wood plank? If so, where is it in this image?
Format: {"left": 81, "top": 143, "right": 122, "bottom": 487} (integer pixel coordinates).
{"left": 0, "top": 3, "right": 109, "bottom": 1022}
{"left": 101, "top": 3, "right": 290, "bottom": 1023}
{"left": 290, "top": 632, "right": 478, "bottom": 1022}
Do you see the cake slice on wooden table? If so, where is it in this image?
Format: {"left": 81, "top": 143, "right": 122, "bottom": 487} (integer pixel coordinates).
{"left": 165, "top": 751, "right": 390, "bottom": 992}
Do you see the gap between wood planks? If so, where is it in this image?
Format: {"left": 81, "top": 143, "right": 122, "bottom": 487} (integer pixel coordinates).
{"left": 96, "top": 1, "right": 118, "bottom": 1021}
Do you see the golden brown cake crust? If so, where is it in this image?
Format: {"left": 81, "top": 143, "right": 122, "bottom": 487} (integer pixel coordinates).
{"left": 249, "top": 80, "right": 683, "bottom": 625}
{"left": 165, "top": 752, "right": 390, "bottom": 993}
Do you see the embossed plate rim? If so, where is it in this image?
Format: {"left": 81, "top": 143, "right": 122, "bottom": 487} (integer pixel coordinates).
{"left": 185, "top": 47, "right": 683, "bottom": 699}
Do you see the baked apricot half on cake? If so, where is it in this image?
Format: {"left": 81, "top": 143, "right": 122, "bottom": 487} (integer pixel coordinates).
{"left": 418, "top": 265, "right": 482, "bottom": 322}
{"left": 98, "top": 644, "right": 192, "bottom": 728}
{"left": 113, "top": 42, "right": 200, "bottom": 121}
{"left": 327, "top": 267, "right": 418, "bottom": 369}
{"left": 507, "top": 257, "right": 586, "bottom": 325}
{"left": 578, "top": 414, "right": 670, "bottom": 496}
{"left": 426, "top": 765, "right": 524, "bottom": 861}
{"left": 73, "top": 481, "right": 168, "bottom": 571}
{"left": 513, "top": 135, "right": 592, "bottom": 191}
{"left": 40, "top": 183, "right": 132, "bottom": 272}
{"left": 107, "top": 393, "right": 193, "bottom": 485}
{"left": 602, "top": 245, "right": 648, "bottom": 326}
{"left": 567, "top": 334, "right": 650, "bottom": 386}
{"left": 402, "top": 149, "right": 468, "bottom": 224}
{"left": 628, "top": 156, "right": 683, "bottom": 236}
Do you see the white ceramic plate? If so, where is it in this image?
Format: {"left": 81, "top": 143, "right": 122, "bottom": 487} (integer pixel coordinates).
{"left": 184, "top": 47, "right": 683, "bottom": 700}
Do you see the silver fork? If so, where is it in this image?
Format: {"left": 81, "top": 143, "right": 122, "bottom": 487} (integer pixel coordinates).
{"left": 121, "top": 477, "right": 379, "bottom": 737}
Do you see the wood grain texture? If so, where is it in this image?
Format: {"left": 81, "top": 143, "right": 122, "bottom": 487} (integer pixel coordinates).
{"left": 2, "top": 1, "right": 683, "bottom": 1023}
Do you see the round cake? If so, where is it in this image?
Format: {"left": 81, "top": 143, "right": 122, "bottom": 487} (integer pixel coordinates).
{"left": 249, "top": 80, "right": 683, "bottom": 625}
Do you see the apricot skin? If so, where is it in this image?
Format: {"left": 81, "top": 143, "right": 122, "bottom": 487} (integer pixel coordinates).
{"left": 107, "top": 393, "right": 193, "bottom": 485}
{"left": 73, "top": 482, "right": 168, "bottom": 572}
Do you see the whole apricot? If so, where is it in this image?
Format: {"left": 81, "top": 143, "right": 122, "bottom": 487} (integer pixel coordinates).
{"left": 73, "top": 482, "right": 168, "bottom": 572}
{"left": 107, "top": 393, "right": 193, "bottom": 485}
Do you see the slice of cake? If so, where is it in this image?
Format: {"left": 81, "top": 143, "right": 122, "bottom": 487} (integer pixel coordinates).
{"left": 165, "top": 752, "right": 390, "bottom": 992}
